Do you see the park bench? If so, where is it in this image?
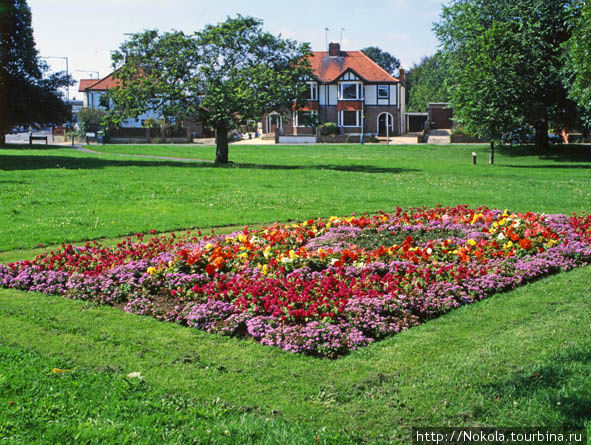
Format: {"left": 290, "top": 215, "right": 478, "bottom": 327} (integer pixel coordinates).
{"left": 29, "top": 134, "right": 48, "bottom": 145}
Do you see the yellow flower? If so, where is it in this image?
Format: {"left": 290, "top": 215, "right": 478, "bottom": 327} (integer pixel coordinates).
{"left": 498, "top": 218, "right": 507, "bottom": 226}
{"left": 467, "top": 239, "right": 477, "bottom": 246}
{"left": 262, "top": 264, "right": 269, "bottom": 274}
{"left": 289, "top": 249, "right": 297, "bottom": 259}
{"left": 204, "top": 243, "right": 214, "bottom": 250}
{"left": 147, "top": 266, "right": 157, "bottom": 275}
{"left": 237, "top": 234, "right": 248, "bottom": 243}
{"left": 502, "top": 209, "right": 509, "bottom": 217}
{"left": 504, "top": 241, "right": 513, "bottom": 249}
{"left": 167, "top": 260, "right": 174, "bottom": 267}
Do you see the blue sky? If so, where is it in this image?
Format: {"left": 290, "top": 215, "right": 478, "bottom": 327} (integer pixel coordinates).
{"left": 28, "top": 0, "right": 446, "bottom": 100}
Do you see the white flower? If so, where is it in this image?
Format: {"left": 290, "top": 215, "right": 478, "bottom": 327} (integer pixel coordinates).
{"left": 497, "top": 233, "right": 506, "bottom": 240}
{"left": 127, "top": 372, "right": 144, "bottom": 380}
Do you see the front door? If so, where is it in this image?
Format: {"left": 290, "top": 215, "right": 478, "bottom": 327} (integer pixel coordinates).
{"left": 378, "top": 113, "right": 393, "bottom": 136}
{"left": 268, "top": 114, "right": 282, "bottom": 134}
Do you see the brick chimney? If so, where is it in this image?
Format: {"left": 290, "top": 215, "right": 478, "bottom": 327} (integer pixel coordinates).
{"left": 328, "top": 42, "right": 340, "bottom": 57}
{"left": 398, "top": 68, "right": 405, "bottom": 85}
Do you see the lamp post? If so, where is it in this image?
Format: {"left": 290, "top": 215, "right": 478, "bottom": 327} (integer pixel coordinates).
{"left": 40, "top": 56, "right": 69, "bottom": 101}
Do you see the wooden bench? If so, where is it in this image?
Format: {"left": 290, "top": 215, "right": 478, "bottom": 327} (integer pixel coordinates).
{"left": 29, "top": 134, "right": 48, "bottom": 145}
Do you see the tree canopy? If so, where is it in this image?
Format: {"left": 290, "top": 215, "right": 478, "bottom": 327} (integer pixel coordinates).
{"left": 106, "top": 15, "right": 313, "bottom": 163}
{"left": 0, "top": 0, "right": 72, "bottom": 144}
{"left": 405, "top": 52, "right": 451, "bottom": 112}
{"left": 566, "top": 2, "right": 591, "bottom": 114}
{"left": 360, "top": 47, "right": 401, "bottom": 75}
{"left": 435, "top": 0, "right": 585, "bottom": 154}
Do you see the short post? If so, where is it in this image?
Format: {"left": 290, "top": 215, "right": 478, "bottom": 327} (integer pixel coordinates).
{"left": 71, "top": 134, "right": 75, "bottom": 146}
{"left": 472, "top": 152, "right": 477, "bottom": 165}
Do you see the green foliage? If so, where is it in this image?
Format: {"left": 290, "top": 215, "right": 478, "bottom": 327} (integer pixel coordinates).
{"left": 0, "top": 0, "right": 72, "bottom": 141}
{"left": 77, "top": 107, "right": 107, "bottom": 133}
{"left": 360, "top": 46, "right": 401, "bottom": 75}
{"left": 566, "top": 2, "right": 591, "bottom": 114}
{"left": 406, "top": 52, "right": 451, "bottom": 112}
{"left": 106, "top": 15, "right": 313, "bottom": 163}
{"left": 318, "top": 122, "right": 338, "bottom": 135}
{"left": 435, "top": 0, "right": 585, "bottom": 149}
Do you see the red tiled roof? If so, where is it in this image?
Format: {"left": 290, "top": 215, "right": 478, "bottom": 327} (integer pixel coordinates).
{"left": 78, "top": 79, "right": 98, "bottom": 92}
{"left": 309, "top": 51, "right": 398, "bottom": 83}
{"left": 78, "top": 72, "right": 121, "bottom": 92}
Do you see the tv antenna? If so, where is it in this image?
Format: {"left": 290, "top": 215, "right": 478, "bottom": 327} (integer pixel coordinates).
{"left": 325, "top": 27, "right": 329, "bottom": 51}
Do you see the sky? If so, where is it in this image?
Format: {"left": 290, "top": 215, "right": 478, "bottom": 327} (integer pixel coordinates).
{"left": 27, "top": 0, "right": 446, "bottom": 101}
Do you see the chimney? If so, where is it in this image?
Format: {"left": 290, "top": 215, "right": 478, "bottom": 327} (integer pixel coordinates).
{"left": 328, "top": 42, "right": 340, "bottom": 57}
{"left": 398, "top": 68, "right": 405, "bottom": 85}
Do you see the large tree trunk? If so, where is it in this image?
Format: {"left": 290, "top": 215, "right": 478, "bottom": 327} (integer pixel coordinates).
{"left": 0, "top": 133, "right": 5, "bottom": 147}
{"left": 489, "top": 140, "right": 494, "bottom": 165}
{"left": 535, "top": 120, "right": 549, "bottom": 151}
{"left": 215, "top": 125, "right": 229, "bottom": 164}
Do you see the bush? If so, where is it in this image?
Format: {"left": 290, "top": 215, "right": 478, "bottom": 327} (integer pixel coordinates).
{"left": 318, "top": 122, "right": 338, "bottom": 136}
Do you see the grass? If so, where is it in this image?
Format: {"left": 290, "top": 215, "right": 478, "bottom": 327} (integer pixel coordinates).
{"left": 1, "top": 142, "right": 590, "bottom": 443}
{"left": 1, "top": 267, "right": 590, "bottom": 443}
{"left": 1, "top": 143, "right": 590, "bottom": 251}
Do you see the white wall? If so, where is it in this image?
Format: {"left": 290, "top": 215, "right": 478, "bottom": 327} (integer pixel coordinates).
{"left": 390, "top": 85, "right": 398, "bottom": 105}
{"left": 328, "top": 85, "right": 338, "bottom": 105}
{"left": 365, "top": 85, "right": 377, "bottom": 105}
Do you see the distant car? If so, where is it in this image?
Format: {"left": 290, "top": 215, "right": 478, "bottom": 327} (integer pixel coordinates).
{"left": 501, "top": 129, "right": 534, "bottom": 145}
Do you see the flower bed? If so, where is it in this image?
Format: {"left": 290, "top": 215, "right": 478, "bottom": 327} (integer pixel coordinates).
{"left": 2, "top": 206, "right": 591, "bottom": 357}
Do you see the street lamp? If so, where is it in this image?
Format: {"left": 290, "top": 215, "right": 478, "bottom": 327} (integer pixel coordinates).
{"left": 40, "top": 56, "right": 69, "bottom": 101}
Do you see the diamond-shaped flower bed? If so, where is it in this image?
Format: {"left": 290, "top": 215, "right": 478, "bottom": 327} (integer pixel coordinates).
{"left": 2, "top": 206, "right": 590, "bottom": 357}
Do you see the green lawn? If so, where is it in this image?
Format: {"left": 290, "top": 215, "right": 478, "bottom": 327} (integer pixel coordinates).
{"left": 1, "top": 143, "right": 590, "bottom": 444}
{"left": 1, "top": 143, "right": 590, "bottom": 251}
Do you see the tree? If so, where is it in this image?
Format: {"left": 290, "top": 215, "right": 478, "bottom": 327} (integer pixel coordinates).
{"left": 77, "top": 107, "right": 106, "bottom": 133}
{"left": 361, "top": 46, "right": 400, "bottom": 75}
{"left": 566, "top": 2, "right": 591, "bottom": 113}
{"left": 405, "top": 52, "right": 450, "bottom": 112}
{"left": 435, "top": 0, "right": 584, "bottom": 153}
{"left": 106, "top": 15, "right": 313, "bottom": 163}
{"left": 0, "top": 0, "right": 72, "bottom": 145}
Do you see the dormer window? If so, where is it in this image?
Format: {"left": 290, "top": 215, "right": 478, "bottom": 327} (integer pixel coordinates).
{"left": 338, "top": 81, "right": 363, "bottom": 100}
{"left": 377, "top": 85, "right": 389, "bottom": 99}
{"left": 304, "top": 81, "right": 318, "bottom": 101}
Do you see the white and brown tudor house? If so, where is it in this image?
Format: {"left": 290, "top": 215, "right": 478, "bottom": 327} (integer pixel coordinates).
{"left": 263, "top": 43, "right": 405, "bottom": 138}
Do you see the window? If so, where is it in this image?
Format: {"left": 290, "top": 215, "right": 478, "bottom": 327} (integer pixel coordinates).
{"left": 304, "top": 82, "right": 318, "bottom": 101}
{"left": 338, "top": 82, "right": 363, "bottom": 100}
{"left": 339, "top": 110, "right": 360, "bottom": 127}
{"left": 377, "top": 85, "right": 389, "bottom": 99}
{"left": 294, "top": 110, "right": 318, "bottom": 127}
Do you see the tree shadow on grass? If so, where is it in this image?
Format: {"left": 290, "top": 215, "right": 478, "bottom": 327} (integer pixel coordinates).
{"left": 0, "top": 155, "right": 419, "bottom": 175}
{"left": 499, "top": 144, "right": 591, "bottom": 163}
{"left": 480, "top": 344, "right": 591, "bottom": 426}
{"left": 0, "top": 144, "right": 67, "bottom": 151}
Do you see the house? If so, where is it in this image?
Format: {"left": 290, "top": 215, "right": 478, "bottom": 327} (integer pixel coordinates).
{"left": 78, "top": 72, "right": 206, "bottom": 137}
{"left": 263, "top": 42, "right": 406, "bottom": 138}
{"left": 78, "top": 73, "right": 159, "bottom": 128}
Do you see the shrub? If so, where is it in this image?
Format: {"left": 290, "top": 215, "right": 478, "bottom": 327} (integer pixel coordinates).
{"left": 318, "top": 122, "right": 338, "bottom": 136}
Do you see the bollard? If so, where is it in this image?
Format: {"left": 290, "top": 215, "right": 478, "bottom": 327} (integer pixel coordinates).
{"left": 472, "top": 152, "right": 477, "bottom": 165}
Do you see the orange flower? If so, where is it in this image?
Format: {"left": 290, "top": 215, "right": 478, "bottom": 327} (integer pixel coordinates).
{"left": 511, "top": 233, "right": 520, "bottom": 242}
{"left": 519, "top": 238, "right": 532, "bottom": 250}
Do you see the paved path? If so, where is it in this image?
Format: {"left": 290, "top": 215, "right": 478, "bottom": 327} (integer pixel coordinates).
{"left": 74, "top": 145, "right": 214, "bottom": 163}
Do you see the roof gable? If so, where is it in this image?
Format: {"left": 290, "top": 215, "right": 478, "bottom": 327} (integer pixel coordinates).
{"left": 79, "top": 72, "right": 121, "bottom": 92}
{"left": 309, "top": 50, "right": 398, "bottom": 83}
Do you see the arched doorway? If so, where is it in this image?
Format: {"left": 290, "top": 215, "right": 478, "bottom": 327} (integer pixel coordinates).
{"left": 377, "top": 112, "right": 394, "bottom": 137}
{"left": 266, "top": 113, "right": 282, "bottom": 134}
